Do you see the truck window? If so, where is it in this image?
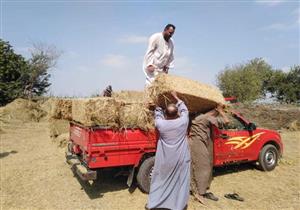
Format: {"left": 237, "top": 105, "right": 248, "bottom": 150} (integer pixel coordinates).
{"left": 221, "top": 113, "right": 247, "bottom": 130}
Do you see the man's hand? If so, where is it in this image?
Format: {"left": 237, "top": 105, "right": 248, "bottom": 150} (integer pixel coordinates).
{"left": 147, "top": 65, "right": 155, "bottom": 73}
{"left": 171, "top": 91, "right": 180, "bottom": 101}
{"left": 216, "top": 103, "right": 226, "bottom": 113}
{"left": 163, "top": 66, "right": 169, "bottom": 74}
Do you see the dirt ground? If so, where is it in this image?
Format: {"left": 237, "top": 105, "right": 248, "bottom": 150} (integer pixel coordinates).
{"left": 1, "top": 119, "right": 300, "bottom": 210}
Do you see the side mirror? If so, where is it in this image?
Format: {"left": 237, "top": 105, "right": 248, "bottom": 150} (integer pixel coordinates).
{"left": 247, "top": 122, "right": 256, "bottom": 131}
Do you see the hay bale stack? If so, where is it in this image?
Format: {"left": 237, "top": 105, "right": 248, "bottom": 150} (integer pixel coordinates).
{"left": 119, "top": 103, "right": 154, "bottom": 130}
{"left": 72, "top": 97, "right": 120, "bottom": 127}
{"left": 112, "top": 90, "right": 146, "bottom": 103}
{"left": 149, "top": 74, "right": 225, "bottom": 113}
{"left": 50, "top": 99, "right": 72, "bottom": 120}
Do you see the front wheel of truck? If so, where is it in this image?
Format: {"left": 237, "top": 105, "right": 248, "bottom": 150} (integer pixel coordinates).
{"left": 136, "top": 156, "right": 155, "bottom": 194}
{"left": 258, "top": 144, "right": 279, "bottom": 171}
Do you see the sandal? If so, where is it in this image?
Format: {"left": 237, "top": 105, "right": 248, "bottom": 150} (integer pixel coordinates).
{"left": 224, "top": 193, "right": 244, "bottom": 202}
{"left": 203, "top": 192, "right": 219, "bottom": 201}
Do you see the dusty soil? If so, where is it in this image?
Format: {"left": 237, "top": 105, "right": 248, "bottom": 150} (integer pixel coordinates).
{"left": 233, "top": 103, "right": 300, "bottom": 131}
{"left": 1, "top": 119, "right": 300, "bottom": 210}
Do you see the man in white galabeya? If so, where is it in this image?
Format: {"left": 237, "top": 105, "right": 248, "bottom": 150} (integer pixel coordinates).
{"left": 143, "top": 24, "right": 175, "bottom": 86}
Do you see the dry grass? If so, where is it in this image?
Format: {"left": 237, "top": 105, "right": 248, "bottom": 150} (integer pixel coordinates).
{"left": 148, "top": 74, "right": 225, "bottom": 113}
{"left": 48, "top": 98, "right": 73, "bottom": 120}
{"left": 54, "top": 132, "right": 69, "bottom": 148}
{"left": 49, "top": 118, "right": 69, "bottom": 138}
{"left": 0, "top": 98, "right": 46, "bottom": 123}
{"left": 72, "top": 97, "right": 120, "bottom": 127}
{"left": 119, "top": 103, "right": 154, "bottom": 130}
{"left": 112, "top": 90, "right": 146, "bottom": 103}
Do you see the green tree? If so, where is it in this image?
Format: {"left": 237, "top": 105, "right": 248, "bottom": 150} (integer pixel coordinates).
{"left": 0, "top": 39, "right": 29, "bottom": 105}
{"left": 217, "top": 58, "right": 273, "bottom": 102}
{"left": 265, "top": 66, "right": 300, "bottom": 103}
{"left": 23, "top": 43, "right": 60, "bottom": 98}
{"left": 0, "top": 39, "right": 60, "bottom": 105}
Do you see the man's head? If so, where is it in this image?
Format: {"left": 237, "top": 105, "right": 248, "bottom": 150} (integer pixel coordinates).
{"left": 165, "top": 103, "right": 179, "bottom": 119}
{"left": 163, "top": 24, "right": 176, "bottom": 41}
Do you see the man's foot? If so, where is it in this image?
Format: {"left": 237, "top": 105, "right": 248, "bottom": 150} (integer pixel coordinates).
{"left": 203, "top": 192, "right": 219, "bottom": 201}
{"left": 193, "top": 193, "right": 206, "bottom": 205}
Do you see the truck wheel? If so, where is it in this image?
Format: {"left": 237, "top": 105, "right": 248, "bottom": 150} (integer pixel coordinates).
{"left": 258, "top": 144, "right": 279, "bottom": 171}
{"left": 136, "top": 156, "right": 155, "bottom": 194}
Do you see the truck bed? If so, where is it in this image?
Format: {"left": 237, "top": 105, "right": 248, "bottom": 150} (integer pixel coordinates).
{"left": 69, "top": 122, "right": 158, "bottom": 169}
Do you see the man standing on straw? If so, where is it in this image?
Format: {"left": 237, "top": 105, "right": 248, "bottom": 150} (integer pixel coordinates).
{"left": 146, "top": 91, "right": 190, "bottom": 210}
{"left": 189, "top": 104, "right": 229, "bottom": 204}
{"left": 143, "top": 24, "right": 175, "bottom": 86}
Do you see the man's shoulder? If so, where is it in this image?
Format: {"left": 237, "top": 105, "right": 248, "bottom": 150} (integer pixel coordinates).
{"left": 150, "top": 32, "right": 162, "bottom": 40}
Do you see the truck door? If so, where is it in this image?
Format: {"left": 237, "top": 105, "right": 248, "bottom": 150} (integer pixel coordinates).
{"left": 213, "top": 113, "right": 250, "bottom": 166}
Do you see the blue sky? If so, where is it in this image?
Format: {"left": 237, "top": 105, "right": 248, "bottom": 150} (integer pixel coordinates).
{"left": 1, "top": 0, "right": 299, "bottom": 97}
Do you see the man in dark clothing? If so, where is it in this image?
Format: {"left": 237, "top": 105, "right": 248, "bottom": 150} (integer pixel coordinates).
{"left": 189, "top": 104, "right": 229, "bottom": 204}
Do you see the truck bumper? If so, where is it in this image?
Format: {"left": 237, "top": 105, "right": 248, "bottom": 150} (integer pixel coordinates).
{"left": 66, "top": 152, "right": 97, "bottom": 181}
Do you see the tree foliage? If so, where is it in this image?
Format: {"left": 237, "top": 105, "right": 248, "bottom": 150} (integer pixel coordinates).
{"left": 217, "top": 58, "right": 299, "bottom": 103}
{"left": 0, "top": 39, "right": 29, "bottom": 105}
{"left": 0, "top": 39, "right": 60, "bottom": 106}
{"left": 24, "top": 43, "right": 60, "bottom": 98}
{"left": 217, "top": 58, "right": 273, "bottom": 102}
{"left": 265, "top": 66, "right": 300, "bottom": 103}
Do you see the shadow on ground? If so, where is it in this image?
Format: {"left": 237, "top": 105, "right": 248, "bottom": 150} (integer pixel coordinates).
{"left": 73, "top": 169, "right": 138, "bottom": 199}
{"left": 0, "top": 150, "right": 18, "bottom": 159}
{"left": 213, "top": 163, "right": 257, "bottom": 177}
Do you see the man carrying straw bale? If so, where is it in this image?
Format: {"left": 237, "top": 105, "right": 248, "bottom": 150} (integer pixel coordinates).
{"left": 143, "top": 24, "right": 175, "bottom": 86}
{"left": 189, "top": 104, "right": 229, "bottom": 204}
{"left": 146, "top": 91, "right": 190, "bottom": 210}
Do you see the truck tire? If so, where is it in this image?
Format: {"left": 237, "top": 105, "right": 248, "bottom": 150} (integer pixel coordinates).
{"left": 136, "top": 156, "right": 155, "bottom": 194}
{"left": 258, "top": 144, "right": 279, "bottom": 171}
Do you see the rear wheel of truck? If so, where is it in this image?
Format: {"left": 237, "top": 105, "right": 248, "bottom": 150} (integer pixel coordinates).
{"left": 136, "top": 156, "right": 155, "bottom": 194}
{"left": 258, "top": 144, "right": 279, "bottom": 171}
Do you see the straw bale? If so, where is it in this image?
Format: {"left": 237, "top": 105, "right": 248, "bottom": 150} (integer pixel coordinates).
{"left": 119, "top": 103, "right": 154, "bottom": 130}
{"left": 49, "top": 119, "right": 69, "bottom": 138}
{"left": 112, "top": 90, "right": 146, "bottom": 103}
{"left": 149, "top": 74, "right": 225, "bottom": 113}
{"left": 72, "top": 97, "right": 120, "bottom": 127}
{"left": 50, "top": 98, "right": 72, "bottom": 120}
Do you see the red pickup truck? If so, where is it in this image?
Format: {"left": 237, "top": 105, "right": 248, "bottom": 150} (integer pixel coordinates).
{"left": 66, "top": 111, "right": 283, "bottom": 193}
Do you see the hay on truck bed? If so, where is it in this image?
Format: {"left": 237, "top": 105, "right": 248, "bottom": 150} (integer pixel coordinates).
{"left": 112, "top": 90, "right": 146, "bottom": 103}
{"left": 49, "top": 98, "right": 72, "bottom": 120}
{"left": 72, "top": 97, "right": 120, "bottom": 127}
{"left": 119, "top": 102, "right": 154, "bottom": 130}
{"left": 148, "top": 74, "right": 225, "bottom": 113}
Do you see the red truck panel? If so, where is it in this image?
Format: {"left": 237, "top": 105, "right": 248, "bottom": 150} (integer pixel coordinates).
{"left": 70, "top": 123, "right": 157, "bottom": 169}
